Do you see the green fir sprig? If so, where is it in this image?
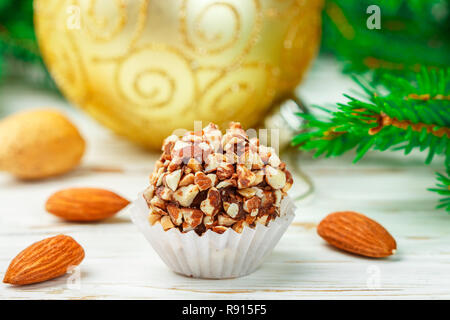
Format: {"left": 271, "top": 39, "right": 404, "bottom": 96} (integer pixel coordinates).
{"left": 429, "top": 170, "right": 450, "bottom": 212}
{"left": 293, "top": 68, "right": 450, "bottom": 211}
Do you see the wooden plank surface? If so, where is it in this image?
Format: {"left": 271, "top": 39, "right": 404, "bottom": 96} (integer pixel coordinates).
{"left": 0, "top": 59, "right": 449, "bottom": 299}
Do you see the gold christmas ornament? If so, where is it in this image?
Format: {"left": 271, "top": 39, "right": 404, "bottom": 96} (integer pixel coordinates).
{"left": 35, "top": 0, "right": 322, "bottom": 149}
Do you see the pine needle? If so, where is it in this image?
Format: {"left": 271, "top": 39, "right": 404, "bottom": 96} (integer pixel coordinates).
{"left": 293, "top": 68, "right": 450, "bottom": 211}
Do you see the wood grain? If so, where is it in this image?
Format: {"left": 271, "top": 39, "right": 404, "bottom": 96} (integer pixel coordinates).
{"left": 0, "top": 58, "right": 449, "bottom": 299}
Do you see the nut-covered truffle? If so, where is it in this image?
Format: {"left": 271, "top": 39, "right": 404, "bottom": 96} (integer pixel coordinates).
{"left": 144, "top": 122, "right": 293, "bottom": 235}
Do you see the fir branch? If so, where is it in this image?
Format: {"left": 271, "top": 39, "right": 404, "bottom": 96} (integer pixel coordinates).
{"left": 429, "top": 170, "right": 450, "bottom": 212}
{"left": 294, "top": 68, "right": 450, "bottom": 162}
{"left": 293, "top": 68, "right": 450, "bottom": 210}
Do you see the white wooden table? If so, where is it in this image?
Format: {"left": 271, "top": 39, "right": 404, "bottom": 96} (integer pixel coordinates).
{"left": 1, "top": 58, "right": 449, "bottom": 299}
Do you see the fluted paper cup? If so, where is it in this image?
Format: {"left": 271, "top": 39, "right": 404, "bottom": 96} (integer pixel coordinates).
{"left": 130, "top": 193, "right": 296, "bottom": 279}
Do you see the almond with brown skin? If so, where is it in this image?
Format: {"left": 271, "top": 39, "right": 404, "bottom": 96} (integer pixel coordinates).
{"left": 317, "top": 211, "right": 397, "bottom": 258}
{"left": 3, "top": 235, "right": 85, "bottom": 285}
{"left": 46, "top": 188, "right": 130, "bottom": 222}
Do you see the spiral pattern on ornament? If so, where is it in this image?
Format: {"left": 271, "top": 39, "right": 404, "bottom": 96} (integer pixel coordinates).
{"left": 179, "top": 0, "right": 263, "bottom": 62}
{"left": 113, "top": 44, "right": 197, "bottom": 117}
{"left": 198, "top": 62, "right": 279, "bottom": 122}
{"left": 77, "top": 0, "right": 128, "bottom": 41}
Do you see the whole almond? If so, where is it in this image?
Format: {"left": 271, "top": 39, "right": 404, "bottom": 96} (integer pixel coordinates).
{"left": 3, "top": 235, "right": 85, "bottom": 285}
{"left": 46, "top": 188, "right": 130, "bottom": 222}
{"left": 0, "top": 109, "right": 85, "bottom": 180}
{"left": 317, "top": 211, "right": 397, "bottom": 258}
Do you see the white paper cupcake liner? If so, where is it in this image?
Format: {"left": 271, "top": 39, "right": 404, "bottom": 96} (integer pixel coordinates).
{"left": 130, "top": 193, "right": 296, "bottom": 279}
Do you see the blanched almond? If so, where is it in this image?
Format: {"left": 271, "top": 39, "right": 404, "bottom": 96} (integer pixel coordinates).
{"left": 187, "top": 158, "right": 202, "bottom": 172}
{"left": 256, "top": 215, "right": 270, "bottom": 226}
{"left": 164, "top": 169, "right": 182, "bottom": 191}
{"left": 181, "top": 208, "right": 203, "bottom": 229}
{"left": 200, "top": 188, "right": 221, "bottom": 216}
{"left": 207, "top": 174, "right": 217, "bottom": 187}
{"left": 274, "top": 189, "right": 282, "bottom": 207}
{"left": 259, "top": 145, "right": 274, "bottom": 163}
{"left": 194, "top": 172, "right": 213, "bottom": 191}
{"left": 173, "top": 184, "right": 199, "bottom": 207}
{"left": 268, "top": 153, "right": 281, "bottom": 168}
{"left": 237, "top": 187, "right": 257, "bottom": 198}
{"left": 260, "top": 190, "right": 275, "bottom": 207}
{"left": 265, "top": 165, "right": 286, "bottom": 189}
{"left": 181, "top": 131, "right": 202, "bottom": 143}
{"left": 251, "top": 170, "right": 265, "bottom": 186}
{"left": 150, "top": 205, "right": 168, "bottom": 216}
{"left": 203, "top": 215, "right": 215, "bottom": 227}
{"left": 148, "top": 211, "right": 162, "bottom": 225}
{"left": 151, "top": 167, "right": 164, "bottom": 186}
{"left": 216, "top": 163, "right": 234, "bottom": 180}
{"left": 205, "top": 153, "right": 223, "bottom": 173}
{"left": 243, "top": 196, "right": 261, "bottom": 216}
{"left": 216, "top": 179, "right": 237, "bottom": 189}
{"left": 237, "top": 164, "right": 256, "bottom": 189}
{"left": 162, "top": 135, "right": 178, "bottom": 159}
{"left": 282, "top": 170, "right": 293, "bottom": 193}
{"left": 245, "top": 215, "right": 257, "bottom": 225}
{"left": 162, "top": 134, "right": 179, "bottom": 149}
{"left": 179, "top": 173, "right": 195, "bottom": 187}
{"left": 232, "top": 220, "right": 249, "bottom": 233}
{"left": 150, "top": 196, "right": 166, "bottom": 210}
{"left": 160, "top": 216, "right": 175, "bottom": 231}
{"left": 203, "top": 123, "right": 222, "bottom": 151}
{"left": 143, "top": 185, "right": 155, "bottom": 203}
{"left": 212, "top": 226, "right": 228, "bottom": 234}
{"left": 156, "top": 170, "right": 165, "bottom": 187}
{"left": 156, "top": 186, "right": 173, "bottom": 201}
{"left": 165, "top": 204, "right": 182, "bottom": 226}
{"left": 224, "top": 202, "right": 239, "bottom": 218}
{"left": 218, "top": 214, "right": 236, "bottom": 226}
{"left": 168, "top": 158, "right": 182, "bottom": 172}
